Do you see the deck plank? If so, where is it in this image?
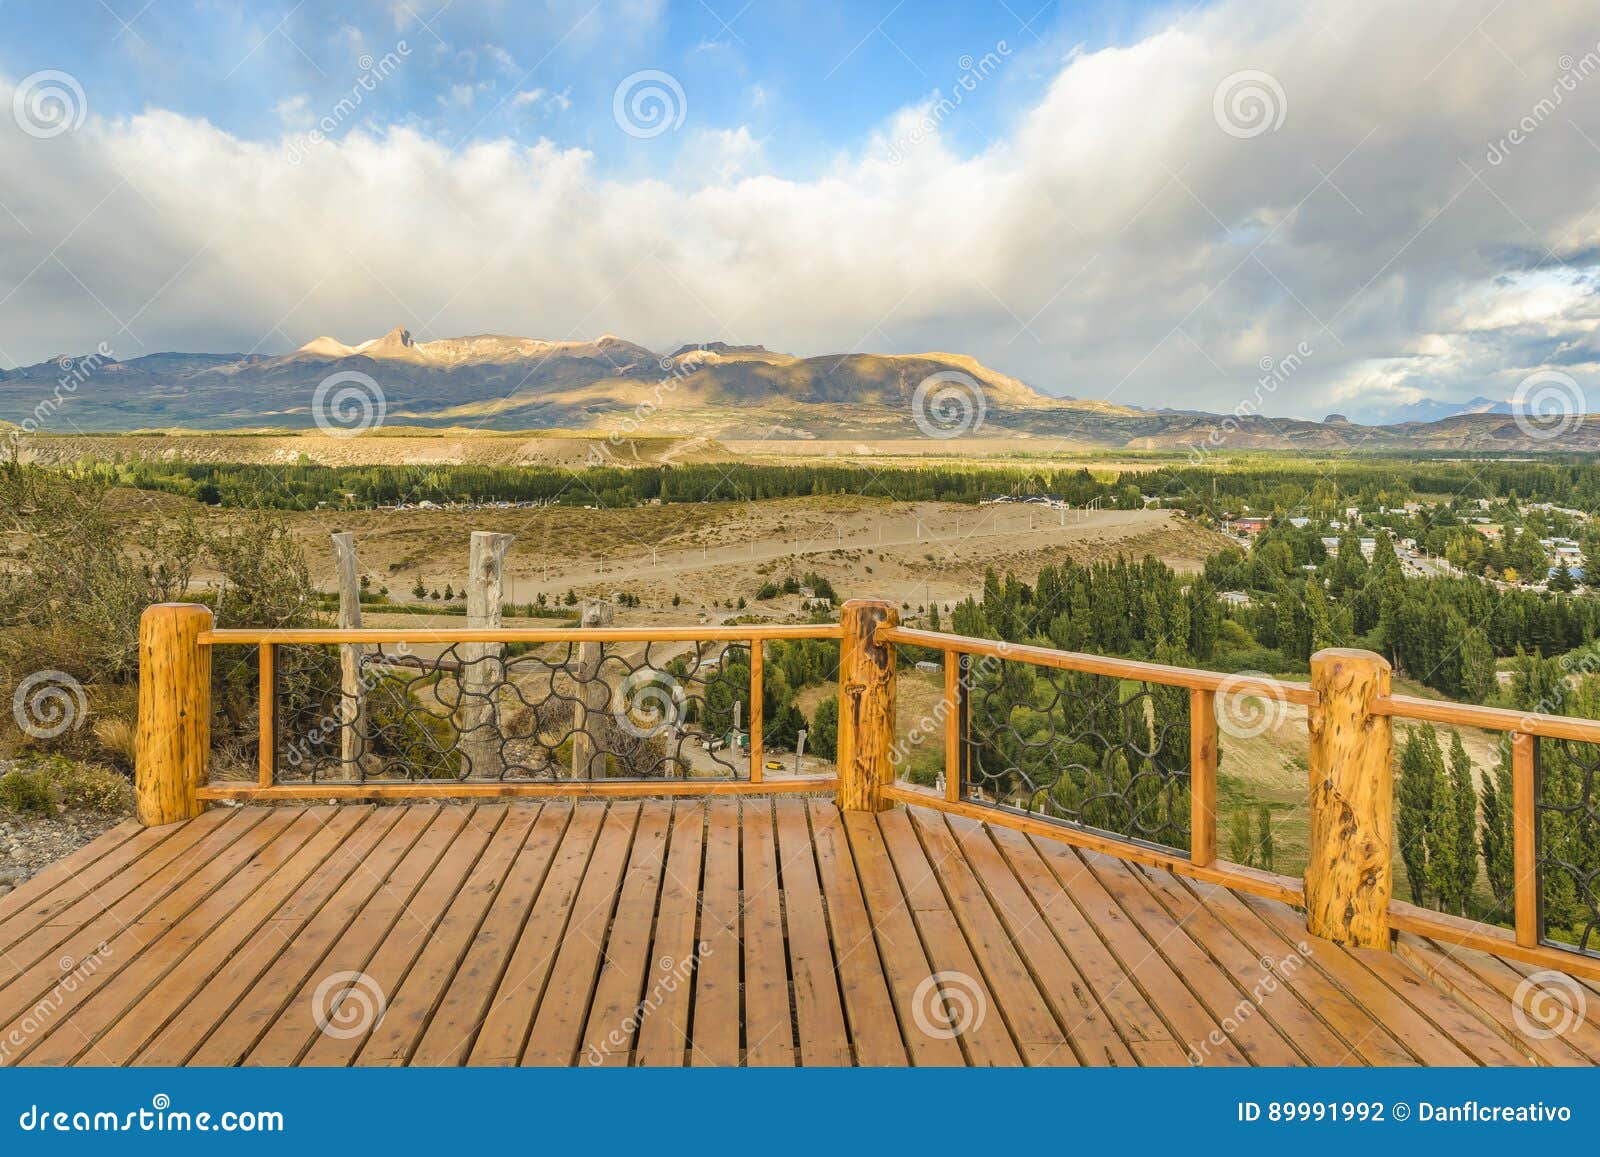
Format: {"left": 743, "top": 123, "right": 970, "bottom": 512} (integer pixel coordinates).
{"left": 578, "top": 802, "right": 672, "bottom": 1066}
{"left": 2, "top": 797, "right": 1592, "bottom": 1068}
{"left": 840, "top": 811, "right": 966, "bottom": 1067}
{"left": 180, "top": 805, "right": 455, "bottom": 1066}
{"left": 521, "top": 802, "right": 643, "bottom": 1065}
{"left": 983, "top": 823, "right": 1186, "bottom": 1065}
{"left": 739, "top": 800, "right": 796, "bottom": 1066}
{"left": 773, "top": 799, "right": 852, "bottom": 1065}
{"left": 944, "top": 814, "right": 1134, "bottom": 1066}
{"left": 1222, "top": 886, "right": 1503, "bottom": 1066}
{"left": 0, "top": 808, "right": 245, "bottom": 985}
{"left": 630, "top": 806, "right": 707, "bottom": 1068}
{"left": 684, "top": 806, "right": 739, "bottom": 1068}
{"left": 807, "top": 800, "right": 907, "bottom": 1066}
{"left": 288, "top": 806, "right": 508, "bottom": 1067}
{"left": 1132, "top": 865, "right": 1397, "bottom": 1066}
{"left": 225, "top": 806, "right": 458, "bottom": 1067}
{"left": 409, "top": 805, "right": 572, "bottom": 1066}
{"left": 1026, "top": 835, "right": 1252, "bottom": 1066}
{"left": 0, "top": 808, "right": 277, "bottom": 1059}
{"left": 0, "top": 820, "right": 149, "bottom": 931}
{"left": 908, "top": 809, "right": 1075, "bottom": 1065}
{"left": 876, "top": 809, "right": 1021, "bottom": 1065}
{"left": 21, "top": 807, "right": 351, "bottom": 1065}
{"left": 467, "top": 803, "right": 606, "bottom": 1065}
{"left": 1397, "top": 934, "right": 1600, "bottom": 1065}
{"left": 356, "top": 805, "right": 541, "bottom": 1065}
{"left": 99, "top": 807, "right": 431, "bottom": 1067}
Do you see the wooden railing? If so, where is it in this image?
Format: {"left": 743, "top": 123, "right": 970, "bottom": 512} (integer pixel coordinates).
{"left": 134, "top": 599, "right": 1600, "bottom": 981}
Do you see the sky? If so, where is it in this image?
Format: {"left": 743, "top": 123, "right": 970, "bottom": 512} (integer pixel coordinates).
{"left": 0, "top": 0, "right": 1598, "bottom": 421}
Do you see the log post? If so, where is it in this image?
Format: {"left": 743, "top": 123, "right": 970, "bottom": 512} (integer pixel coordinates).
{"left": 1305, "top": 647, "right": 1393, "bottom": 949}
{"left": 330, "top": 533, "right": 368, "bottom": 772}
{"left": 461, "top": 531, "right": 514, "bottom": 777}
{"left": 571, "top": 600, "right": 612, "bottom": 779}
{"left": 836, "top": 599, "right": 898, "bottom": 812}
{"left": 136, "top": 603, "right": 213, "bottom": 826}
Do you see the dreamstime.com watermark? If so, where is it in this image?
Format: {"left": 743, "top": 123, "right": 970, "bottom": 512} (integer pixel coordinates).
{"left": 11, "top": 669, "right": 88, "bottom": 740}
{"left": 281, "top": 644, "right": 411, "bottom": 770}
{"left": 614, "top": 667, "right": 688, "bottom": 739}
{"left": 1185, "top": 341, "right": 1313, "bottom": 466}
{"left": 11, "top": 69, "right": 86, "bottom": 139}
{"left": 583, "top": 943, "right": 711, "bottom": 1064}
{"left": 311, "top": 970, "right": 387, "bottom": 1039}
{"left": 1187, "top": 942, "right": 1313, "bottom": 1064}
{"left": 613, "top": 70, "right": 686, "bottom": 138}
{"left": 284, "top": 43, "right": 412, "bottom": 165}
{"left": 17, "top": 1095, "right": 283, "bottom": 1134}
{"left": 1511, "top": 369, "right": 1586, "bottom": 442}
{"left": 312, "top": 369, "right": 387, "bottom": 437}
{"left": 2, "top": 343, "right": 115, "bottom": 456}
{"left": 1214, "top": 669, "right": 1290, "bottom": 739}
{"left": 0, "top": 945, "right": 113, "bottom": 1064}
{"left": 911, "top": 970, "right": 987, "bottom": 1039}
{"left": 912, "top": 370, "right": 987, "bottom": 439}
{"left": 884, "top": 43, "right": 1012, "bottom": 165}
{"left": 1212, "top": 70, "right": 1286, "bottom": 139}
{"left": 587, "top": 350, "right": 711, "bottom": 467}
{"left": 1511, "top": 970, "right": 1588, "bottom": 1040}
{"left": 1486, "top": 42, "right": 1600, "bottom": 166}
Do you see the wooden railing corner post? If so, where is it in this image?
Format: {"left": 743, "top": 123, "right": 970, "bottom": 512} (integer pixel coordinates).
{"left": 836, "top": 599, "right": 898, "bottom": 813}
{"left": 136, "top": 602, "right": 214, "bottom": 827}
{"left": 1304, "top": 647, "right": 1393, "bottom": 950}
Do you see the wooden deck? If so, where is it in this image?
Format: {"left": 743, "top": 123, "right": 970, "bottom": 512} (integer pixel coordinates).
{"left": 2, "top": 798, "right": 1596, "bottom": 1067}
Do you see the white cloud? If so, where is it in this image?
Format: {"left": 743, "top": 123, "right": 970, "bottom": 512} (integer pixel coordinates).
{"left": 2, "top": 0, "right": 1599, "bottom": 422}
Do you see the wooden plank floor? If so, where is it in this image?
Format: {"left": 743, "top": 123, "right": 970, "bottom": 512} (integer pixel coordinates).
{"left": 1, "top": 798, "right": 1593, "bottom": 1067}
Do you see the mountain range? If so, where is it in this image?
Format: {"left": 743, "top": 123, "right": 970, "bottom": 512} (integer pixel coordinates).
{"left": 1, "top": 327, "right": 1593, "bottom": 451}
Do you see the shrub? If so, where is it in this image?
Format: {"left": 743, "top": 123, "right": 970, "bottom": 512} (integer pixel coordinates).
{"left": 49, "top": 759, "right": 134, "bottom": 813}
{"left": 0, "top": 768, "right": 57, "bottom": 814}
{"left": 93, "top": 717, "right": 138, "bottom": 770}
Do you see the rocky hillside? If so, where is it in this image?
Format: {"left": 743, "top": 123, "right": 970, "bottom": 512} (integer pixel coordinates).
{"left": 3, "top": 326, "right": 1597, "bottom": 449}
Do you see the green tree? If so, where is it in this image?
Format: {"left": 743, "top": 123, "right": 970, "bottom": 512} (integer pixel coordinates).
{"left": 809, "top": 696, "right": 839, "bottom": 761}
{"left": 1397, "top": 723, "right": 1441, "bottom": 905}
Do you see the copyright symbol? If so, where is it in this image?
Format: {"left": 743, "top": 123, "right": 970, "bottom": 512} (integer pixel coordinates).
{"left": 1391, "top": 1103, "right": 1410, "bottom": 1121}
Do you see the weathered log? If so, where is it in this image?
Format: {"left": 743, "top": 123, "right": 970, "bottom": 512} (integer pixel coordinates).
{"left": 836, "top": 599, "right": 898, "bottom": 812}
{"left": 1304, "top": 647, "right": 1393, "bottom": 949}
{"left": 135, "top": 603, "right": 213, "bottom": 826}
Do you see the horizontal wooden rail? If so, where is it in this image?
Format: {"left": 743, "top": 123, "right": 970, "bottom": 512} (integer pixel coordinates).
{"left": 1389, "top": 899, "right": 1600, "bottom": 984}
{"left": 200, "top": 624, "right": 842, "bottom": 645}
{"left": 879, "top": 625, "right": 1318, "bottom": 705}
{"left": 198, "top": 776, "right": 838, "bottom": 802}
{"left": 1373, "top": 691, "right": 1600, "bottom": 744}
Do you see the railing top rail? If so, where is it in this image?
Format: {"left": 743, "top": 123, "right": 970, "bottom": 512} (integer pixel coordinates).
{"left": 198, "top": 624, "right": 844, "bottom": 645}
{"left": 878, "top": 624, "right": 1318, "bottom": 706}
{"left": 1373, "top": 692, "right": 1600, "bottom": 744}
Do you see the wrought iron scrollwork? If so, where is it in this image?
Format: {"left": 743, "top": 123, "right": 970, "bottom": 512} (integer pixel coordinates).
{"left": 959, "top": 656, "right": 1192, "bottom": 853}
{"left": 272, "top": 638, "right": 754, "bottom": 783}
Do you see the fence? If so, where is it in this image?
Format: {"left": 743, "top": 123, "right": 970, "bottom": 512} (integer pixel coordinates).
{"left": 133, "top": 598, "right": 1600, "bottom": 980}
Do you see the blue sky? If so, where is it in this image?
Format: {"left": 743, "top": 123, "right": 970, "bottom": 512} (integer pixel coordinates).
{"left": 1, "top": 1, "right": 1598, "bottom": 421}
{"left": 0, "top": 0, "right": 1162, "bottom": 177}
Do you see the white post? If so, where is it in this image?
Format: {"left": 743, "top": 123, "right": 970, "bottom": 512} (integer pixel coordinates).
{"left": 462, "top": 531, "right": 513, "bottom": 777}
{"left": 330, "top": 533, "right": 368, "bottom": 772}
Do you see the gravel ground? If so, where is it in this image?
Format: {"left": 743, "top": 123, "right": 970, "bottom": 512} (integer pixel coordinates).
{"left": 0, "top": 758, "right": 132, "bottom": 900}
{"left": 0, "top": 811, "right": 126, "bottom": 899}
